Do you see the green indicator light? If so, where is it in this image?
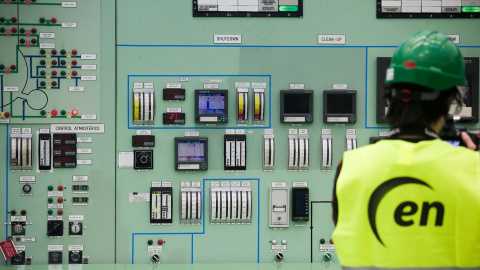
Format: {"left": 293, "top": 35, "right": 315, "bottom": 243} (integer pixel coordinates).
{"left": 462, "top": 6, "right": 480, "bottom": 12}
{"left": 279, "top": 5, "right": 299, "bottom": 12}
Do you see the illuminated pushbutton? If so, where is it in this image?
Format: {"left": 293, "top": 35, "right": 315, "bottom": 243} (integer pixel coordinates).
{"left": 12, "top": 28, "right": 17, "bottom": 34}
{"left": 11, "top": 17, "right": 17, "bottom": 23}
{"left": 40, "top": 49, "right": 46, "bottom": 55}
{"left": 72, "top": 50, "right": 78, "bottom": 55}
{"left": 147, "top": 240, "right": 153, "bottom": 245}
{"left": 51, "top": 70, "right": 57, "bottom": 76}
{"left": 72, "top": 60, "right": 78, "bottom": 66}
{"left": 40, "top": 60, "right": 46, "bottom": 66}
{"left": 57, "top": 210, "right": 63, "bottom": 215}
{"left": 10, "top": 210, "right": 16, "bottom": 216}
{"left": 52, "top": 60, "right": 57, "bottom": 66}
{"left": 52, "top": 50, "right": 57, "bottom": 55}
{"left": 4, "top": 112, "right": 9, "bottom": 118}
{"left": 60, "top": 49, "right": 66, "bottom": 55}
{"left": 40, "top": 81, "right": 46, "bottom": 87}
{"left": 157, "top": 239, "right": 163, "bottom": 245}
{"left": 61, "top": 71, "right": 66, "bottom": 76}
{"left": 72, "top": 70, "right": 78, "bottom": 76}
{"left": 19, "top": 28, "right": 25, "bottom": 34}
{"left": 61, "top": 60, "right": 66, "bottom": 66}
{"left": 31, "top": 38, "right": 37, "bottom": 44}
{"left": 40, "top": 110, "right": 46, "bottom": 116}
{"left": 52, "top": 81, "right": 57, "bottom": 87}
{"left": 31, "top": 28, "right": 37, "bottom": 34}
{"left": 39, "top": 17, "right": 46, "bottom": 24}
{"left": 0, "top": 65, "right": 4, "bottom": 70}
{"left": 51, "top": 18, "right": 57, "bottom": 24}
{"left": 48, "top": 198, "right": 54, "bottom": 203}
{"left": 48, "top": 185, "right": 54, "bottom": 191}
{"left": 58, "top": 186, "right": 63, "bottom": 191}
{"left": 72, "top": 110, "right": 78, "bottom": 116}
{"left": 10, "top": 65, "right": 16, "bottom": 71}
{"left": 51, "top": 110, "right": 58, "bottom": 116}
{"left": 48, "top": 209, "right": 53, "bottom": 215}
{"left": 57, "top": 198, "right": 63, "bottom": 203}
{"left": 61, "top": 110, "right": 66, "bottom": 116}
{"left": 320, "top": 239, "right": 326, "bottom": 244}
{"left": 19, "top": 39, "right": 25, "bottom": 44}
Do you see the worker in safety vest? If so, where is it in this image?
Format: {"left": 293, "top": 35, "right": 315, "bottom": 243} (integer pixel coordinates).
{"left": 331, "top": 30, "right": 480, "bottom": 269}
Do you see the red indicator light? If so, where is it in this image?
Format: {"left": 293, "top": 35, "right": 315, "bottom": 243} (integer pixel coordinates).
{"left": 72, "top": 60, "right": 77, "bottom": 66}
{"left": 52, "top": 81, "right": 57, "bottom": 87}
{"left": 31, "top": 28, "right": 37, "bottom": 34}
{"left": 11, "top": 17, "right": 17, "bottom": 23}
{"left": 72, "top": 49, "right": 77, "bottom": 55}
{"left": 72, "top": 70, "right": 78, "bottom": 76}
{"left": 52, "top": 110, "right": 58, "bottom": 116}
{"left": 51, "top": 18, "right": 57, "bottom": 24}
{"left": 51, "top": 49, "right": 57, "bottom": 55}
{"left": 11, "top": 27, "right": 17, "bottom": 33}
{"left": 4, "top": 112, "right": 10, "bottom": 118}
{"left": 330, "top": 239, "right": 334, "bottom": 244}
{"left": 58, "top": 186, "right": 63, "bottom": 191}
{"left": 57, "top": 210, "right": 63, "bottom": 215}
{"left": 52, "top": 60, "right": 57, "bottom": 66}
{"left": 158, "top": 239, "right": 163, "bottom": 245}
{"left": 72, "top": 110, "right": 78, "bottom": 116}
{"left": 10, "top": 65, "right": 16, "bottom": 71}
{"left": 31, "top": 38, "right": 37, "bottom": 44}
{"left": 21, "top": 210, "right": 26, "bottom": 215}
{"left": 57, "top": 198, "right": 63, "bottom": 203}
{"left": 51, "top": 70, "right": 57, "bottom": 76}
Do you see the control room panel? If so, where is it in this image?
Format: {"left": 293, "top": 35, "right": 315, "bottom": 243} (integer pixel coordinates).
{"left": 0, "top": 0, "right": 479, "bottom": 266}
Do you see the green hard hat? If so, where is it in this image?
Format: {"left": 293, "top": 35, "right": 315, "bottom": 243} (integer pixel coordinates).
{"left": 386, "top": 30, "right": 467, "bottom": 90}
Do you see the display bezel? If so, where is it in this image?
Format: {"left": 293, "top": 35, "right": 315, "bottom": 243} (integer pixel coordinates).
{"left": 323, "top": 90, "right": 357, "bottom": 123}
{"left": 195, "top": 90, "right": 229, "bottom": 123}
{"left": 174, "top": 137, "right": 208, "bottom": 171}
{"left": 280, "top": 90, "right": 314, "bottom": 123}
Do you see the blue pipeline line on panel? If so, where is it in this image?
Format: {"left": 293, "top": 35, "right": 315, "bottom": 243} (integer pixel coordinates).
{"left": 117, "top": 44, "right": 480, "bottom": 48}
{"left": 131, "top": 178, "right": 260, "bottom": 265}
{"left": 127, "top": 75, "right": 272, "bottom": 130}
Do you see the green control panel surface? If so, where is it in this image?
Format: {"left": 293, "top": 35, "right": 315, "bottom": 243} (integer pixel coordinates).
{"left": 1, "top": 0, "right": 479, "bottom": 267}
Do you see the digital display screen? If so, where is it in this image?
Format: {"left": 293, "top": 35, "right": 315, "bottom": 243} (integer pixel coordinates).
{"left": 163, "top": 113, "right": 186, "bottom": 124}
{"left": 193, "top": 0, "right": 303, "bottom": 18}
{"left": 177, "top": 141, "right": 205, "bottom": 162}
{"left": 294, "top": 189, "right": 307, "bottom": 217}
{"left": 326, "top": 93, "right": 355, "bottom": 114}
{"left": 283, "top": 93, "right": 311, "bottom": 114}
{"left": 198, "top": 94, "right": 225, "bottom": 115}
{"left": 378, "top": 0, "right": 480, "bottom": 18}
{"left": 163, "top": 88, "right": 185, "bottom": 100}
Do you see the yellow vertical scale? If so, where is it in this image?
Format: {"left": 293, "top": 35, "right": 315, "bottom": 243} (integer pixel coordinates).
{"left": 238, "top": 93, "right": 244, "bottom": 118}
{"left": 254, "top": 94, "right": 260, "bottom": 119}
{"left": 133, "top": 92, "right": 140, "bottom": 121}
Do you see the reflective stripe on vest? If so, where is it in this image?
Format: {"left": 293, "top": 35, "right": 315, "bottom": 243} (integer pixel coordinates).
{"left": 332, "top": 139, "right": 480, "bottom": 268}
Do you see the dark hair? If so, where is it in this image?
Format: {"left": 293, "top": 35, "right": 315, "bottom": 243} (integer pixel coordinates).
{"left": 385, "top": 83, "right": 459, "bottom": 129}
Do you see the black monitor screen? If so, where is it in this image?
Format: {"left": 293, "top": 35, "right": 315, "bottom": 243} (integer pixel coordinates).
{"left": 177, "top": 141, "right": 205, "bottom": 162}
{"left": 326, "top": 93, "right": 354, "bottom": 114}
{"left": 198, "top": 94, "right": 225, "bottom": 115}
{"left": 283, "top": 93, "right": 311, "bottom": 114}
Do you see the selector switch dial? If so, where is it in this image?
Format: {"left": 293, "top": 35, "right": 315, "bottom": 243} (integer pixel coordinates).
{"left": 22, "top": 184, "right": 31, "bottom": 193}
{"left": 151, "top": 253, "right": 160, "bottom": 262}
{"left": 275, "top": 252, "right": 283, "bottom": 261}
{"left": 69, "top": 221, "right": 83, "bottom": 236}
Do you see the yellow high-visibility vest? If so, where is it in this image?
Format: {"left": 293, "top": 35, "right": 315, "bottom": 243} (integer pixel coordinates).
{"left": 332, "top": 139, "right": 480, "bottom": 268}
